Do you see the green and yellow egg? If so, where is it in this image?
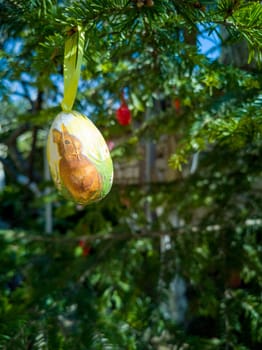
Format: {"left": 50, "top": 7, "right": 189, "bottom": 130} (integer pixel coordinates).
{"left": 47, "top": 111, "right": 113, "bottom": 205}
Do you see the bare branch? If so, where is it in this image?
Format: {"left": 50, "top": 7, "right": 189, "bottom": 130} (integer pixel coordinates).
{"left": 11, "top": 228, "right": 186, "bottom": 245}
{"left": 5, "top": 123, "right": 30, "bottom": 172}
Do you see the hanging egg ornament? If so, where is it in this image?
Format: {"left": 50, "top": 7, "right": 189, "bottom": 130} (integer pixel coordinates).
{"left": 116, "top": 102, "right": 132, "bottom": 126}
{"left": 47, "top": 111, "right": 113, "bottom": 205}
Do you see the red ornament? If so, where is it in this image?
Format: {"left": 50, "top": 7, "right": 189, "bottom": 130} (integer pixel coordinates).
{"left": 227, "top": 270, "right": 242, "bottom": 289}
{"left": 78, "top": 240, "right": 91, "bottom": 257}
{"left": 116, "top": 102, "right": 132, "bottom": 126}
{"left": 173, "top": 98, "right": 181, "bottom": 112}
{"left": 82, "top": 246, "right": 91, "bottom": 257}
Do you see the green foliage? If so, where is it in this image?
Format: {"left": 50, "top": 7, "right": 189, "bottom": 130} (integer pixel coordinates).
{"left": 0, "top": 0, "right": 262, "bottom": 349}
{"left": 217, "top": 0, "right": 262, "bottom": 63}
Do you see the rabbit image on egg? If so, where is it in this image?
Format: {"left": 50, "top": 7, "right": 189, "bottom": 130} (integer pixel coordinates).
{"left": 52, "top": 124, "right": 102, "bottom": 203}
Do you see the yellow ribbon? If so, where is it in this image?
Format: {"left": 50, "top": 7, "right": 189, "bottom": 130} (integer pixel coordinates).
{"left": 61, "top": 25, "right": 85, "bottom": 112}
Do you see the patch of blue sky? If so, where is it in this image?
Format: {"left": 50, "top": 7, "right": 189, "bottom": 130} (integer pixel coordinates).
{"left": 197, "top": 23, "right": 221, "bottom": 60}
{"left": 3, "top": 37, "right": 23, "bottom": 55}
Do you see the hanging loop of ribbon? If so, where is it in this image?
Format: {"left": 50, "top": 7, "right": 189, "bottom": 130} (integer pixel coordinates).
{"left": 61, "top": 25, "right": 85, "bottom": 112}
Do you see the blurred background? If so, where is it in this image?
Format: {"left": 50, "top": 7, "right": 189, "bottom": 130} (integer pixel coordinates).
{"left": 0, "top": 1, "right": 262, "bottom": 349}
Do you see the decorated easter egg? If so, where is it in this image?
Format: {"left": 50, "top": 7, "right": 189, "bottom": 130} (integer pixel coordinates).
{"left": 47, "top": 111, "right": 113, "bottom": 205}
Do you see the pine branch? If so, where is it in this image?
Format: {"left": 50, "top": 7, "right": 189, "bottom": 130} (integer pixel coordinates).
{"left": 213, "top": 1, "right": 262, "bottom": 65}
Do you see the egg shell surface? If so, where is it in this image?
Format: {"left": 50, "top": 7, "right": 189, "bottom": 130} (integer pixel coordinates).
{"left": 47, "top": 111, "right": 113, "bottom": 205}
